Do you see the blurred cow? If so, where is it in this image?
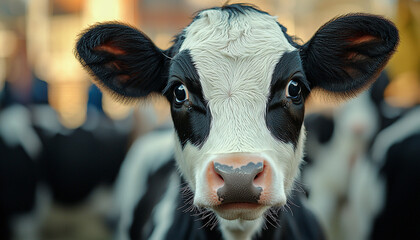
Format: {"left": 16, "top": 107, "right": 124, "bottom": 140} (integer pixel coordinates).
{"left": 0, "top": 104, "right": 132, "bottom": 240}
{"left": 303, "top": 73, "right": 420, "bottom": 240}
{"left": 0, "top": 105, "right": 40, "bottom": 240}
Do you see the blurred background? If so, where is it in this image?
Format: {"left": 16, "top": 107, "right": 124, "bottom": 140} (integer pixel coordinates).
{"left": 0, "top": 0, "right": 419, "bottom": 240}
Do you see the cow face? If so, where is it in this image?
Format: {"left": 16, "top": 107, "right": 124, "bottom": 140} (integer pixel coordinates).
{"left": 75, "top": 4, "right": 398, "bottom": 224}
{"left": 164, "top": 9, "right": 309, "bottom": 221}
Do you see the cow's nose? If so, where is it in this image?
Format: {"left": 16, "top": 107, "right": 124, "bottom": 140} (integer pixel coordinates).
{"left": 212, "top": 160, "right": 265, "bottom": 204}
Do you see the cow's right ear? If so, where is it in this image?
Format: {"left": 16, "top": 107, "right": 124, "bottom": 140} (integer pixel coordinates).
{"left": 75, "top": 22, "right": 171, "bottom": 100}
{"left": 300, "top": 14, "right": 399, "bottom": 99}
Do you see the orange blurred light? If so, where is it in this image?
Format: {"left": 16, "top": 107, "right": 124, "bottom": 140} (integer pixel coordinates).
{"left": 53, "top": 0, "right": 85, "bottom": 13}
{"left": 48, "top": 81, "right": 89, "bottom": 128}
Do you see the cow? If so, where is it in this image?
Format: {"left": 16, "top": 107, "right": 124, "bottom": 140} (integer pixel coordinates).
{"left": 303, "top": 73, "right": 420, "bottom": 240}
{"left": 0, "top": 104, "right": 132, "bottom": 240}
{"left": 75, "top": 4, "right": 399, "bottom": 240}
{"left": 0, "top": 105, "right": 42, "bottom": 240}
{"left": 303, "top": 90, "right": 385, "bottom": 240}
{"left": 369, "top": 105, "right": 420, "bottom": 240}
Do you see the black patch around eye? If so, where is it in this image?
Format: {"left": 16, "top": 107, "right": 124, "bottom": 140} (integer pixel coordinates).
{"left": 266, "top": 92, "right": 305, "bottom": 147}
{"left": 266, "top": 52, "right": 306, "bottom": 146}
{"left": 271, "top": 51, "right": 310, "bottom": 93}
{"left": 167, "top": 50, "right": 212, "bottom": 148}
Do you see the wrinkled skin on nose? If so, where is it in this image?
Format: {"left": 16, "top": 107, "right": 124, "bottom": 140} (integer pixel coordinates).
{"left": 214, "top": 162, "right": 264, "bottom": 204}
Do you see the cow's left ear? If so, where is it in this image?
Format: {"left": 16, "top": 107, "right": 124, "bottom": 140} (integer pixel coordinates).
{"left": 75, "top": 22, "right": 172, "bottom": 101}
{"left": 300, "top": 14, "right": 399, "bottom": 98}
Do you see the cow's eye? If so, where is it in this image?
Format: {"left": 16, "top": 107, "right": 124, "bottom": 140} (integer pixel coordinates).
{"left": 286, "top": 79, "right": 301, "bottom": 100}
{"left": 174, "top": 84, "right": 189, "bottom": 103}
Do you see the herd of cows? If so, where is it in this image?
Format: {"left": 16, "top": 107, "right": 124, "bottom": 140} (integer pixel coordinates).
{"left": 1, "top": 3, "right": 419, "bottom": 240}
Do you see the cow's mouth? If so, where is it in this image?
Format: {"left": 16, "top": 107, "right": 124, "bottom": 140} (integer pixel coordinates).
{"left": 212, "top": 202, "right": 268, "bottom": 220}
{"left": 215, "top": 202, "right": 262, "bottom": 210}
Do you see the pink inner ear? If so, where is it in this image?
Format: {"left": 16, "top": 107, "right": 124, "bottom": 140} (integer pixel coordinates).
{"left": 346, "top": 52, "right": 368, "bottom": 61}
{"left": 114, "top": 74, "right": 131, "bottom": 86}
{"left": 95, "top": 43, "right": 126, "bottom": 55}
{"left": 345, "top": 35, "right": 379, "bottom": 61}
{"left": 105, "top": 61, "right": 131, "bottom": 85}
{"left": 347, "top": 35, "right": 379, "bottom": 45}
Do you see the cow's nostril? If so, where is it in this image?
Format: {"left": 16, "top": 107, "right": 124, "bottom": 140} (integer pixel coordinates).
{"left": 216, "top": 172, "right": 224, "bottom": 182}
{"left": 253, "top": 164, "right": 265, "bottom": 186}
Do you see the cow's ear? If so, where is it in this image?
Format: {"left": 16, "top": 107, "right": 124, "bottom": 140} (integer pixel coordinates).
{"left": 75, "top": 22, "right": 171, "bottom": 100}
{"left": 300, "top": 14, "right": 399, "bottom": 98}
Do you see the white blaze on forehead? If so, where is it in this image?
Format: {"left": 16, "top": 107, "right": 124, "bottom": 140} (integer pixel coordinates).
{"left": 179, "top": 9, "right": 296, "bottom": 153}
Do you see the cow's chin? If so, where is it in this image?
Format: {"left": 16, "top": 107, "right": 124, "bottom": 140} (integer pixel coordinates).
{"left": 212, "top": 203, "right": 270, "bottom": 220}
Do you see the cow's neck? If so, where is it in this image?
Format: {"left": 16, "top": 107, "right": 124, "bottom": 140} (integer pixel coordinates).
{"left": 218, "top": 218, "right": 264, "bottom": 240}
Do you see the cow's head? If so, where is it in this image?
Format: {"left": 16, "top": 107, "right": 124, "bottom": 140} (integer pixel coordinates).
{"left": 75, "top": 3, "right": 398, "bottom": 236}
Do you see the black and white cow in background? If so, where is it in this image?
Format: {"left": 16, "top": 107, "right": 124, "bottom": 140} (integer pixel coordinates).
{"left": 0, "top": 104, "right": 132, "bottom": 240}
{"left": 303, "top": 73, "right": 420, "bottom": 240}
{"left": 75, "top": 4, "right": 398, "bottom": 240}
{"left": 303, "top": 79, "right": 387, "bottom": 240}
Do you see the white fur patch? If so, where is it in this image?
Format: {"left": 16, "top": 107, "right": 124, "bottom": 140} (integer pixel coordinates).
{"left": 218, "top": 218, "right": 264, "bottom": 240}
{"left": 371, "top": 106, "right": 420, "bottom": 165}
{"left": 114, "top": 129, "right": 174, "bottom": 240}
{"left": 149, "top": 172, "right": 180, "bottom": 240}
{"left": 0, "top": 105, "right": 42, "bottom": 160}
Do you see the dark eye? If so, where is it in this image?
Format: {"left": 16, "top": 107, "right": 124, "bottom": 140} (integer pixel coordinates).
{"left": 174, "top": 84, "right": 189, "bottom": 103}
{"left": 286, "top": 79, "right": 301, "bottom": 99}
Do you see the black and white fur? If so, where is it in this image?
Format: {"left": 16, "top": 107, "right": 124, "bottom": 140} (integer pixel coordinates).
{"left": 0, "top": 105, "right": 131, "bottom": 240}
{"left": 369, "top": 106, "right": 420, "bottom": 240}
{"left": 112, "top": 128, "right": 325, "bottom": 240}
{"left": 303, "top": 74, "right": 420, "bottom": 240}
{"left": 75, "top": 4, "right": 398, "bottom": 240}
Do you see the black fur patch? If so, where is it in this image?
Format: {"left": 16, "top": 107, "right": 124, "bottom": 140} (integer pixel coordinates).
{"left": 129, "top": 160, "right": 175, "bottom": 239}
{"left": 164, "top": 50, "right": 211, "bottom": 148}
{"left": 305, "top": 114, "right": 335, "bottom": 145}
{"left": 266, "top": 52, "right": 306, "bottom": 146}
{"left": 371, "top": 132, "right": 420, "bottom": 240}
